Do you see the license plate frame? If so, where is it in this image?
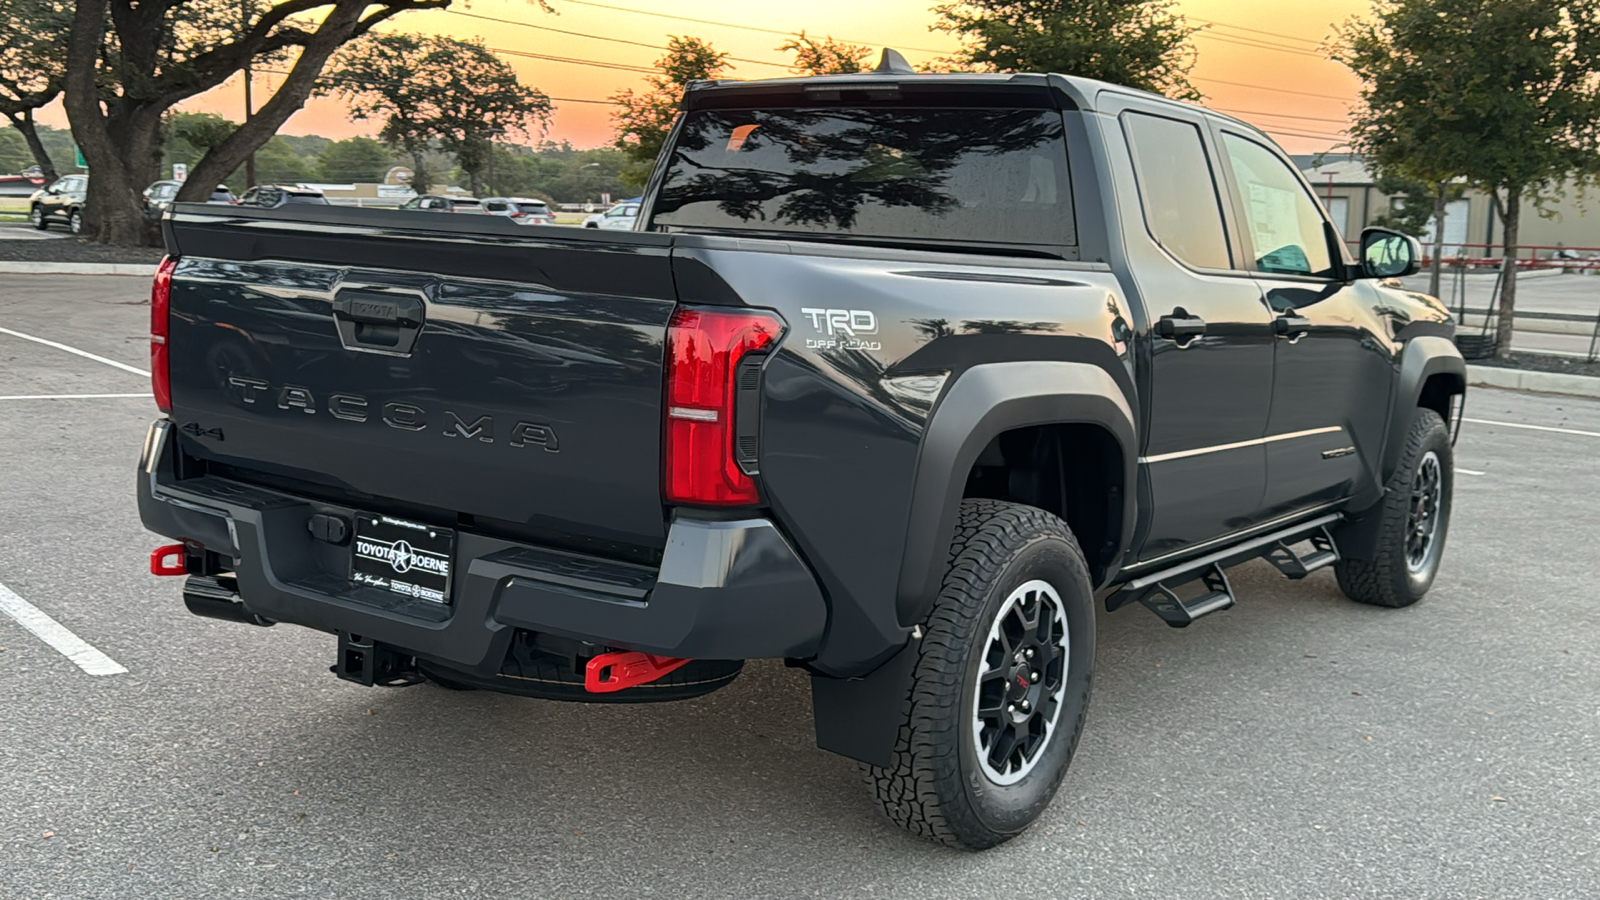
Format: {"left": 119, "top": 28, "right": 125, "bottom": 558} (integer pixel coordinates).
{"left": 349, "top": 514, "right": 456, "bottom": 605}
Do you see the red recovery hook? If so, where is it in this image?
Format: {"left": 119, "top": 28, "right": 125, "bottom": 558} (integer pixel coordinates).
{"left": 150, "top": 544, "right": 188, "bottom": 576}
{"left": 584, "top": 651, "right": 691, "bottom": 693}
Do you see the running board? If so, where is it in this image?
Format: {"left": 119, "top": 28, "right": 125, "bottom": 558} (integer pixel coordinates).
{"left": 1262, "top": 526, "right": 1340, "bottom": 579}
{"left": 1109, "top": 513, "right": 1343, "bottom": 627}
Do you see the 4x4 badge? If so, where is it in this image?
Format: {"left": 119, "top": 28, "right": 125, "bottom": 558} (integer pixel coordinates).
{"left": 180, "top": 422, "right": 224, "bottom": 441}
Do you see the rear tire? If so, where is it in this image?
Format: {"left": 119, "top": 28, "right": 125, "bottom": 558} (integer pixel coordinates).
{"left": 868, "top": 499, "right": 1095, "bottom": 850}
{"left": 1335, "top": 409, "right": 1453, "bottom": 607}
{"left": 68, "top": 209, "right": 83, "bottom": 235}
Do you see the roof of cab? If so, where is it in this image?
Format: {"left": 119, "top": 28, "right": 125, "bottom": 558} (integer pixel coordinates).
{"left": 682, "top": 61, "right": 1263, "bottom": 137}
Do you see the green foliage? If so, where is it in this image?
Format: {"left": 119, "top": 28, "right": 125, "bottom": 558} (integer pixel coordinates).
{"left": 252, "top": 137, "right": 318, "bottom": 185}
{"left": 933, "top": 0, "right": 1201, "bottom": 100}
{"left": 477, "top": 141, "right": 630, "bottom": 203}
{"left": 612, "top": 36, "right": 728, "bottom": 189}
{"left": 779, "top": 32, "right": 872, "bottom": 75}
{"left": 324, "top": 33, "right": 552, "bottom": 195}
{"left": 317, "top": 137, "right": 396, "bottom": 182}
{"left": 1338, "top": 1, "right": 1600, "bottom": 197}
{"left": 1368, "top": 172, "right": 1462, "bottom": 238}
{"left": 61, "top": 0, "right": 451, "bottom": 244}
{"left": 0, "top": 126, "right": 28, "bottom": 172}
{"left": 0, "top": 0, "right": 69, "bottom": 113}
{"left": 1336, "top": 0, "right": 1600, "bottom": 356}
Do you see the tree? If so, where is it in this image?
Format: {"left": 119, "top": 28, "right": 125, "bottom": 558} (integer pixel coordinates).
{"left": 1336, "top": 0, "right": 1600, "bottom": 359}
{"left": 62, "top": 0, "right": 451, "bottom": 246}
{"left": 0, "top": 0, "right": 71, "bottom": 182}
{"left": 1363, "top": 170, "right": 1466, "bottom": 296}
{"left": 934, "top": 0, "right": 1201, "bottom": 99}
{"left": 612, "top": 36, "right": 728, "bottom": 190}
{"left": 780, "top": 32, "right": 872, "bottom": 76}
{"left": 325, "top": 33, "right": 552, "bottom": 195}
{"left": 0, "top": 128, "right": 30, "bottom": 174}
{"left": 318, "top": 137, "right": 395, "bottom": 183}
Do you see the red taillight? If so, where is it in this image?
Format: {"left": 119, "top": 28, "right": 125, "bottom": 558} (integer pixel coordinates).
{"left": 151, "top": 255, "right": 177, "bottom": 413}
{"left": 664, "top": 307, "right": 782, "bottom": 506}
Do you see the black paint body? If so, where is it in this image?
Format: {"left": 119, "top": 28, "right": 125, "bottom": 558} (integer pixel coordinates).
{"left": 141, "top": 72, "right": 1465, "bottom": 765}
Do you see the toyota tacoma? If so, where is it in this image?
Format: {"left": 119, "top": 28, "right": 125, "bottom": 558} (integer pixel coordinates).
{"left": 139, "top": 56, "right": 1466, "bottom": 850}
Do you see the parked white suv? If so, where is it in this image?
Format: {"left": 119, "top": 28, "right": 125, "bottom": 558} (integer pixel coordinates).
{"left": 582, "top": 201, "right": 640, "bottom": 231}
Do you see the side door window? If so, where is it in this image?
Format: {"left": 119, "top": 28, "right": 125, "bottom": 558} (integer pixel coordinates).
{"left": 1220, "top": 133, "right": 1335, "bottom": 278}
{"left": 1122, "top": 113, "right": 1232, "bottom": 270}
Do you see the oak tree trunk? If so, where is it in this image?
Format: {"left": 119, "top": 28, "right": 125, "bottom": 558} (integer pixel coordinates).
{"left": 5, "top": 111, "right": 59, "bottom": 183}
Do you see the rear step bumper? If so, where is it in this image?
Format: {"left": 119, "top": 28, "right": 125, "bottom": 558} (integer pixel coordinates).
{"left": 138, "top": 420, "right": 828, "bottom": 675}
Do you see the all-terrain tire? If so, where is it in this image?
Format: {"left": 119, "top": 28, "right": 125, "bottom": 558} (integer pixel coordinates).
{"left": 1335, "top": 408, "right": 1453, "bottom": 607}
{"left": 868, "top": 499, "right": 1095, "bottom": 850}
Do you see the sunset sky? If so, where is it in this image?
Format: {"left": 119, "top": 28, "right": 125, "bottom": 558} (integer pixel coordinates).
{"left": 37, "top": 0, "right": 1376, "bottom": 156}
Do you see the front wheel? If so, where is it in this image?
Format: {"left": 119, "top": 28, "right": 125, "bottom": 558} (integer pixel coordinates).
{"left": 869, "top": 499, "right": 1095, "bottom": 850}
{"left": 1335, "top": 408, "right": 1454, "bottom": 607}
{"left": 30, "top": 205, "right": 46, "bottom": 230}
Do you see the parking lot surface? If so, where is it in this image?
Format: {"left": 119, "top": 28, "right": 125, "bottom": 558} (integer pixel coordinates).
{"left": 2, "top": 274, "right": 1598, "bottom": 899}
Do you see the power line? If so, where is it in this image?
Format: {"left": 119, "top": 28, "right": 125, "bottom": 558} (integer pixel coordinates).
{"left": 260, "top": 67, "right": 618, "bottom": 105}
{"left": 556, "top": 0, "right": 947, "bottom": 55}
{"left": 1194, "top": 76, "right": 1352, "bottom": 102}
{"left": 489, "top": 46, "right": 654, "bottom": 73}
{"left": 1194, "top": 31, "right": 1330, "bottom": 60}
{"left": 445, "top": 9, "right": 792, "bottom": 70}
{"left": 1191, "top": 17, "right": 1325, "bottom": 48}
{"left": 1211, "top": 107, "right": 1349, "bottom": 125}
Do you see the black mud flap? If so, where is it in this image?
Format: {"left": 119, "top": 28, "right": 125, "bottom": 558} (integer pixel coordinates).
{"left": 810, "top": 644, "right": 918, "bottom": 768}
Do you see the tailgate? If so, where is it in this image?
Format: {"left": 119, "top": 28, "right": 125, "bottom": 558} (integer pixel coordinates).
{"left": 163, "top": 206, "right": 678, "bottom": 546}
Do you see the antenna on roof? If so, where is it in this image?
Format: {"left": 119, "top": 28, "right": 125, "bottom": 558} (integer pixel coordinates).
{"left": 875, "top": 48, "right": 915, "bottom": 75}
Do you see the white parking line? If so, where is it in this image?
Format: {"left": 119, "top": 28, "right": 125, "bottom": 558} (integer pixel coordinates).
{"left": 0, "top": 393, "right": 149, "bottom": 401}
{"left": 0, "top": 581, "right": 127, "bottom": 676}
{"left": 0, "top": 325, "right": 149, "bottom": 377}
{"left": 1458, "top": 468, "right": 1487, "bottom": 476}
{"left": 1463, "top": 417, "right": 1600, "bottom": 439}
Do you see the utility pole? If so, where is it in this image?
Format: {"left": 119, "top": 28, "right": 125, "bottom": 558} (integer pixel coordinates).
{"left": 242, "top": 3, "right": 256, "bottom": 187}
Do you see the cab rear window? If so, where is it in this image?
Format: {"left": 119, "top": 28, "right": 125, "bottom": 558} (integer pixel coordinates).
{"left": 653, "top": 108, "right": 1074, "bottom": 247}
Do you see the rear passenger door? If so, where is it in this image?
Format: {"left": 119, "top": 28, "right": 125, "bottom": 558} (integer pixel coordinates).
{"left": 1110, "top": 102, "right": 1278, "bottom": 563}
{"left": 1211, "top": 128, "right": 1394, "bottom": 517}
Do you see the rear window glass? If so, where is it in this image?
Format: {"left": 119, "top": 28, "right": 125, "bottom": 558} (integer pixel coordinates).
{"left": 653, "top": 108, "right": 1074, "bottom": 246}
{"left": 514, "top": 202, "right": 548, "bottom": 213}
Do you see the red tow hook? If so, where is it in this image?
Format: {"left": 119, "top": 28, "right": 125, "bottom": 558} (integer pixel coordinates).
{"left": 150, "top": 544, "right": 188, "bottom": 576}
{"left": 584, "top": 651, "right": 691, "bottom": 693}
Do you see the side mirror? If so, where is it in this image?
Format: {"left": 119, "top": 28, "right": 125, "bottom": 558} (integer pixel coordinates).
{"left": 1359, "top": 227, "right": 1422, "bottom": 279}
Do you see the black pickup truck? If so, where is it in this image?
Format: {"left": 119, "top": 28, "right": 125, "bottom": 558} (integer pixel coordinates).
{"left": 139, "top": 62, "right": 1465, "bottom": 850}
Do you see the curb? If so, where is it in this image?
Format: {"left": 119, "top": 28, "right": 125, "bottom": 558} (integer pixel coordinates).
{"left": 1467, "top": 364, "right": 1600, "bottom": 398}
{"left": 0, "top": 261, "right": 160, "bottom": 276}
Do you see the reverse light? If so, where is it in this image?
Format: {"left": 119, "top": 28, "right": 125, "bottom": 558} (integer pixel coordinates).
{"left": 151, "top": 255, "right": 177, "bottom": 413}
{"left": 664, "top": 307, "right": 782, "bottom": 506}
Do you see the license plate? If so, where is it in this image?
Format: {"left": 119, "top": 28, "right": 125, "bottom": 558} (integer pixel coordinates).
{"left": 350, "top": 514, "right": 455, "bottom": 604}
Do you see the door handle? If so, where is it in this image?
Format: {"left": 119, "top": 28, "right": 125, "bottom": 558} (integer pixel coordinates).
{"left": 1273, "top": 314, "right": 1311, "bottom": 339}
{"left": 1155, "top": 312, "right": 1206, "bottom": 343}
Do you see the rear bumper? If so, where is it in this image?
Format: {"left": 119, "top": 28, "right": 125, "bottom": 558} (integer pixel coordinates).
{"left": 138, "top": 420, "right": 828, "bottom": 675}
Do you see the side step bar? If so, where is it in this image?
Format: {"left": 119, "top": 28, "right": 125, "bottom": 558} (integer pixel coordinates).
{"left": 1109, "top": 513, "right": 1343, "bottom": 627}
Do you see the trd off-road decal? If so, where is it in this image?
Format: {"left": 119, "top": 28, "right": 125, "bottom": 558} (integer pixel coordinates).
{"left": 799, "top": 307, "right": 882, "bottom": 351}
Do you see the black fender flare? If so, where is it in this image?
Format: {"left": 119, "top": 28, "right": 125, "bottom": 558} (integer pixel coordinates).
{"left": 1381, "top": 335, "right": 1466, "bottom": 481}
{"left": 896, "top": 360, "right": 1138, "bottom": 625}
{"left": 811, "top": 360, "right": 1137, "bottom": 768}
{"left": 1337, "top": 335, "right": 1466, "bottom": 560}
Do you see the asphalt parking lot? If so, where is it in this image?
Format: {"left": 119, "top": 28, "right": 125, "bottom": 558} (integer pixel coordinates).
{"left": 2, "top": 273, "right": 1598, "bottom": 899}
